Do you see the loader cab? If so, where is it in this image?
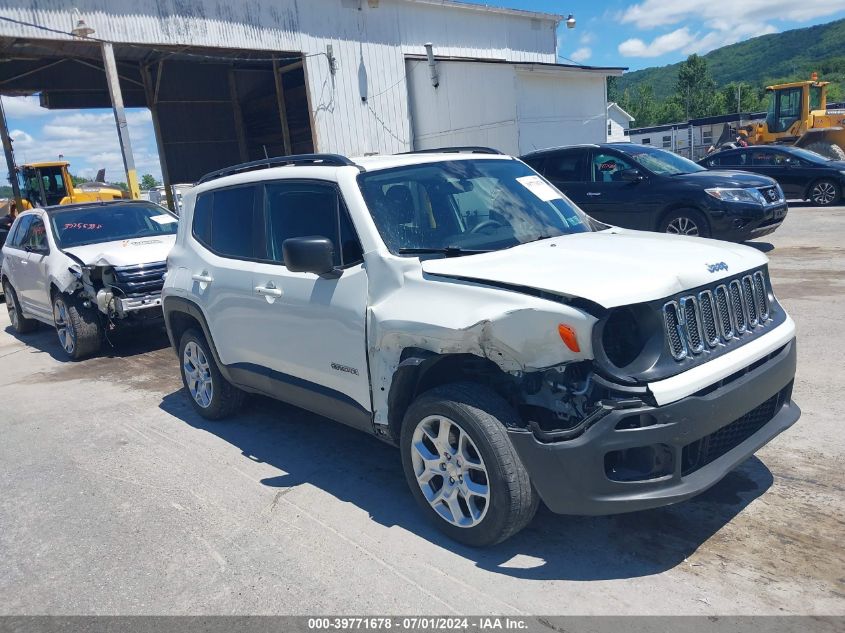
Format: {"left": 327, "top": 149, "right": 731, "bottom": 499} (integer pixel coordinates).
{"left": 18, "top": 162, "right": 73, "bottom": 207}
{"left": 764, "top": 81, "right": 828, "bottom": 135}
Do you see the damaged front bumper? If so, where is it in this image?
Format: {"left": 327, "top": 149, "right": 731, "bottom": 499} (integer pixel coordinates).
{"left": 508, "top": 338, "right": 799, "bottom": 515}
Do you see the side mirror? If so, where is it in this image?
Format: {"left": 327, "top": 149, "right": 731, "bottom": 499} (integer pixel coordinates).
{"left": 282, "top": 236, "right": 339, "bottom": 277}
{"left": 620, "top": 168, "right": 643, "bottom": 182}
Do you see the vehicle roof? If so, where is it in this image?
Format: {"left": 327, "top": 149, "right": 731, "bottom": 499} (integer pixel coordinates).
{"left": 352, "top": 152, "right": 514, "bottom": 171}
{"left": 22, "top": 161, "right": 70, "bottom": 168}
{"left": 521, "top": 142, "right": 658, "bottom": 158}
{"left": 44, "top": 200, "right": 166, "bottom": 215}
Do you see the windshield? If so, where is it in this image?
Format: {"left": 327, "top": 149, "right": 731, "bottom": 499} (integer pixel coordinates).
{"left": 358, "top": 159, "right": 592, "bottom": 254}
{"left": 625, "top": 146, "right": 706, "bottom": 175}
{"left": 784, "top": 147, "right": 830, "bottom": 163}
{"left": 50, "top": 202, "right": 178, "bottom": 248}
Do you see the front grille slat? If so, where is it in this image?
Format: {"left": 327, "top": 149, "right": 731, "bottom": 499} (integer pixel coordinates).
{"left": 112, "top": 261, "right": 167, "bottom": 296}
{"left": 663, "top": 270, "right": 773, "bottom": 362}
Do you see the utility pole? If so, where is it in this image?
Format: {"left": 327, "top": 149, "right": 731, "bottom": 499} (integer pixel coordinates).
{"left": 102, "top": 42, "right": 140, "bottom": 200}
{"left": 0, "top": 97, "right": 23, "bottom": 212}
{"left": 737, "top": 84, "right": 741, "bottom": 114}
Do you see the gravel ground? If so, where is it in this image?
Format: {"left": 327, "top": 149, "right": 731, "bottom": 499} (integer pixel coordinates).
{"left": 0, "top": 203, "right": 843, "bottom": 616}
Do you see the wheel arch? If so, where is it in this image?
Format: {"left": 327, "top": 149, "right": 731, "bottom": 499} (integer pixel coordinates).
{"left": 387, "top": 349, "right": 513, "bottom": 445}
{"left": 656, "top": 203, "right": 710, "bottom": 233}
{"left": 804, "top": 176, "right": 841, "bottom": 201}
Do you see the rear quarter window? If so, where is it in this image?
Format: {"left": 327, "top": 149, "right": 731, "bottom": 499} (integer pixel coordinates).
{"left": 193, "top": 186, "right": 258, "bottom": 260}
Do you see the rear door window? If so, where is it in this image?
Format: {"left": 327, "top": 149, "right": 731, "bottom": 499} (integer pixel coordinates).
{"left": 193, "top": 186, "right": 258, "bottom": 259}
{"left": 543, "top": 151, "right": 588, "bottom": 182}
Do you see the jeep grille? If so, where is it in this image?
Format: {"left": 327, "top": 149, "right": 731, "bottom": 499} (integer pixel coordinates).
{"left": 663, "top": 271, "right": 771, "bottom": 361}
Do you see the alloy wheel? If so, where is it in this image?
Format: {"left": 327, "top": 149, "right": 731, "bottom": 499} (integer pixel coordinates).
{"left": 812, "top": 182, "right": 837, "bottom": 205}
{"left": 666, "top": 216, "right": 699, "bottom": 236}
{"left": 4, "top": 284, "right": 18, "bottom": 329}
{"left": 53, "top": 298, "right": 76, "bottom": 355}
{"left": 410, "top": 415, "right": 490, "bottom": 528}
{"left": 183, "top": 341, "right": 214, "bottom": 408}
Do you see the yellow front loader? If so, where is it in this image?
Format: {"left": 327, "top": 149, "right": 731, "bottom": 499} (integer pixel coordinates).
{"left": 745, "top": 74, "right": 845, "bottom": 159}
{"left": 16, "top": 161, "right": 128, "bottom": 210}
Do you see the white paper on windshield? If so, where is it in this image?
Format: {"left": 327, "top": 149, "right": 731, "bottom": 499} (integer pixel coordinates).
{"left": 516, "top": 175, "right": 562, "bottom": 202}
{"left": 151, "top": 214, "right": 178, "bottom": 225}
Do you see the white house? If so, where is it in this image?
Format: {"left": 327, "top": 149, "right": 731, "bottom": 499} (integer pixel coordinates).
{"left": 606, "top": 102, "right": 635, "bottom": 142}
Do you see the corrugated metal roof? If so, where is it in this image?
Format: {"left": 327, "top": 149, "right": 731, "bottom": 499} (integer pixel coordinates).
{"left": 400, "top": 0, "right": 562, "bottom": 22}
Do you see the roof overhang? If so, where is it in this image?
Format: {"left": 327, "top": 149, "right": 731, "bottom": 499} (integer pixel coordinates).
{"left": 607, "top": 102, "right": 635, "bottom": 121}
{"left": 406, "top": 55, "right": 626, "bottom": 76}
{"left": 400, "top": 0, "right": 563, "bottom": 23}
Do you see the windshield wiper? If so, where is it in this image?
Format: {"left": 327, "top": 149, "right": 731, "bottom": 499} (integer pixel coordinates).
{"left": 397, "top": 246, "right": 490, "bottom": 257}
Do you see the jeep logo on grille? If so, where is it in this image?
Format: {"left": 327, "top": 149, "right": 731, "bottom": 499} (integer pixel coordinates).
{"left": 707, "top": 262, "right": 729, "bottom": 273}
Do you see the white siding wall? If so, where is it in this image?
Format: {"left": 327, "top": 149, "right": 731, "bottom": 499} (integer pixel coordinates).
{"left": 407, "top": 60, "right": 610, "bottom": 155}
{"left": 515, "top": 70, "right": 607, "bottom": 154}
{"left": 0, "top": 0, "right": 558, "bottom": 156}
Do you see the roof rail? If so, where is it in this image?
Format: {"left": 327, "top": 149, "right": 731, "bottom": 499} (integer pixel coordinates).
{"left": 405, "top": 146, "right": 504, "bottom": 155}
{"left": 198, "top": 154, "right": 360, "bottom": 184}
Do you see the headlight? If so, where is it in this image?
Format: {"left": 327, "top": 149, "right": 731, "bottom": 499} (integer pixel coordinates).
{"left": 705, "top": 187, "right": 765, "bottom": 204}
{"left": 595, "top": 304, "right": 664, "bottom": 374}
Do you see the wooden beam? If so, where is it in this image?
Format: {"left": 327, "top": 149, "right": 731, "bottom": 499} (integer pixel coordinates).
{"left": 279, "top": 60, "right": 304, "bottom": 75}
{"left": 272, "top": 58, "right": 292, "bottom": 156}
{"left": 228, "top": 68, "right": 249, "bottom": 162}
{"left": 102, "top": 42, "right": 139, "bottom": 200}
{"left": 140, "top": 62, "right": 175, "bottom": 213}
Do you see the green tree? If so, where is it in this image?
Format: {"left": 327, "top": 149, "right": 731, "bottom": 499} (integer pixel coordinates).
{"left": 621, "top": 84, "right": 658, "bottom": 127}
{"left": 140, "top": 174, "right": 160, "bottom": 190}
{"left": 675, "top": 54, "right": 720, "bottom": 119}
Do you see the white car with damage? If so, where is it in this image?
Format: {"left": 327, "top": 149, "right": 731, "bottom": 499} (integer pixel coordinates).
{"left": 162, "top": 149, "right": 799, "bottom": 546}
{"left": 2, "top": 200, "right": 177, "bottom": 359}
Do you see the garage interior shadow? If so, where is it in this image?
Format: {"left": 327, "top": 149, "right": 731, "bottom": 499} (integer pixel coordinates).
{"left": 160, "top": 389, "right": 774, "bottom": 582}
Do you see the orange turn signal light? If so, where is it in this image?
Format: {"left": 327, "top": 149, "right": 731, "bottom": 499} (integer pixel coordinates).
{"left": 558, "top": 324, "right": 580, "bottom": 353}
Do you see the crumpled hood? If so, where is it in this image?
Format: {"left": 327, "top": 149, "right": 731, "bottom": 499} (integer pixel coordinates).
{"left": 421, "top": 229, "right": 768, "bottom": 308}
{"left": 63, "top": 235, "right": 176, "bottom": 267}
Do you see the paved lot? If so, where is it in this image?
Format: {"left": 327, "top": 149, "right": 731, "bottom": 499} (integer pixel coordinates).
{"left": 1, "top": 204, "right": 844, "bottom": 616}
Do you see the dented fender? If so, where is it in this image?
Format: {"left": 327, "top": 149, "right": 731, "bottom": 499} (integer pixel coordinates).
{"left": 364, "top": 253, "right": 596, "bottom": 427}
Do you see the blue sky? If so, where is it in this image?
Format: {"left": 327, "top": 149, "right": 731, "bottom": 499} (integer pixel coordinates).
{"left": 3, "top": 0, "right": 845, "bottom": 184}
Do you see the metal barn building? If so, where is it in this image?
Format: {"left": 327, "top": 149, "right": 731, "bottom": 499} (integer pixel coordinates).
{"left": 0, "top": 0, "right": 623, "bottom": 203}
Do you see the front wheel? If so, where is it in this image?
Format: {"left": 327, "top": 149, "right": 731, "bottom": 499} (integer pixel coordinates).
{"left": 809, "top": 179, "right": 841, "bottom": 206}
{"left": 400, "top": 383, "right": 538, "bottom": 546}
{"left": 659, "top": 209, "right": 710, "bottom": 238}
{"left": 52, "top": 294, "right": 101, "bottom": 360}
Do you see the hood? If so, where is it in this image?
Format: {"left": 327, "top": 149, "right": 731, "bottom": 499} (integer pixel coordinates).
{"left": 421, "top": 229, "right": 768, "bottom": 309}
{"left": 63, "top": 235, "right": 176, "bottom": 267}
{"left": 675, "top": 169, "right": 777, "bottom": 188}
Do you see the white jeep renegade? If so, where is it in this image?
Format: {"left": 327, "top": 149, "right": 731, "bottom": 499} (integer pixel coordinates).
{"left": 162, "top": 149, "right": 799, "bottom": 546}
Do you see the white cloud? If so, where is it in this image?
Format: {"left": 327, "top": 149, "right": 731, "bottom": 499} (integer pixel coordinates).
{"left": 683, "top": 23, "right": 779, "bottom": 55}
{"left": 618, "top": 27, "right": 693, "bottom": 58}
{"left": 1, "top": 96, "right": 50, "bottom": 118}
{"left": 621, "top": 0, "right": 842, "bottom": 29}
{"left": 6, "top": 107, "right": 161, "bottom": 182}
{"left": 579, "top": 32, "right": 595, "bottom": 45}
{"left": 570, "top": 47, "right": 592, "bottom": 63}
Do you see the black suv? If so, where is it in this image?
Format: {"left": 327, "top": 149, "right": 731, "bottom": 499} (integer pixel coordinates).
{"left": 699, "top": 145, "right": 845, "bottom": 206}
{"left": 522, "top": 143, "right": 788, "bottom": 241}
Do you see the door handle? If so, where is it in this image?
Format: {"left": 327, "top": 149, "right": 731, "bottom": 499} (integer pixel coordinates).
{"left": 254, "top": 286, "right": 283, "bottom": 298}
{"left": 191, "top": 273, "right": 213, "bottom": 283}
{"left": 586, "top": 192, "right": 602, "bottom": 197}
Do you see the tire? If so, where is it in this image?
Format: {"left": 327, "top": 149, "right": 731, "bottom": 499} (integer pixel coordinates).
{"left": 52, "top": 293, "right": 101, "bottom": 360}
{"left": 808, "top": 178, "right": 841, "bottom": 206}
{"left": 659, "top": 208, "right": 710, "bottom": 238}
{"left": 178, "top": 328, "right": 244, "bottom": 420}
{"left": 804, "top": 141, "right": 845, "bottom": 161}
{"left": 3, "top": 280, "right": 38, "bottom": 333}
{"left": 400, "top": 382, "right": 539, "bottom": 547}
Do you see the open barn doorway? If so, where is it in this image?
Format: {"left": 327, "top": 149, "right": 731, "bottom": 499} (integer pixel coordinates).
{"left": 0, "top": 38, "right": 314, "bottom": 185}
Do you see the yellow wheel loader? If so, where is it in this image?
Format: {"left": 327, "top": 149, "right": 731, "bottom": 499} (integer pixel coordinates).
{"left": 744, "top": 74, "right": 845, "bottom": 159}
{"left": 16, "top": 161, "right": 128, "bottom": 210}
